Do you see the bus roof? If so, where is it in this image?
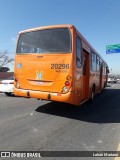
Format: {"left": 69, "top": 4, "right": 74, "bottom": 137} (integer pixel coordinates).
{"left": 18, "top": 24, "right": 73, "bottom": 34}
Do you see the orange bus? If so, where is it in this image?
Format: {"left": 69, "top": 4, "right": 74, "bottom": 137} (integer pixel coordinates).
{"left": 14, "top": 25, "right": 108, "bottom": 106}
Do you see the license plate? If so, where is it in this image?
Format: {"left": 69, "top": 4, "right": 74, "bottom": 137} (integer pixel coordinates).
{"left": 35, "top": 81, "right": 45, "bottom": 85}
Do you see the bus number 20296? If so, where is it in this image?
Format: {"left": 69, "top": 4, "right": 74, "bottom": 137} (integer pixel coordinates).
{"left": 51, "top": 64, "right": 69, "bottom": 69}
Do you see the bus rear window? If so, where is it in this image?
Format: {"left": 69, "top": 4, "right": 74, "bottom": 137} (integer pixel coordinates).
{"left": 16, "top": 28, "right": 71, "bottom": 54}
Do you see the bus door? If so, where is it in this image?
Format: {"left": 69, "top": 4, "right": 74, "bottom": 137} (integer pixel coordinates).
{"left": 99, "top": 63, "right": 103, "bottom": 90}
{"left": 81, "top": 50, "right": 89, "bottom": 101}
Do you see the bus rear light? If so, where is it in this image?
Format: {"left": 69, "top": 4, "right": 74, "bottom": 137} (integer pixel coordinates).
{"left": 16, "top": 82, "right": 20, "bottom": 88}
{"left": 66, "top": 75, "right": 72, "bottom": 81}
{"left": 15, "top": 77, "right": 18, "bottom": 82}
{"left": 65, "top": 81, "right": 70, "bottom": 86}
{"left": 62, "top": 86, "right": 68, "bottom": 92}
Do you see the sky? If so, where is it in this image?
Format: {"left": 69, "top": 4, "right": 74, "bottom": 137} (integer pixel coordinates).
{"left": 0, "top": 0, "right": 120, "bottom": 75}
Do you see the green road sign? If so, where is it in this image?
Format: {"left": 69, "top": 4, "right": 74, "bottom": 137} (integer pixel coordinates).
{"left": 106, "top": 44, "right": 120, "bottom": 54}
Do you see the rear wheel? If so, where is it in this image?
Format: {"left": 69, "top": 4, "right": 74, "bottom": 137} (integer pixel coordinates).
{"left": 5, "top": 92, "right": 11, "bottom": 96}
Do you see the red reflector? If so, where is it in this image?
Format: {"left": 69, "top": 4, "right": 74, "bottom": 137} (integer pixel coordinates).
{"left": 0, "top": 81, "right": 3, "bottom": 84}
{"left": 57, "top": 93, "right": 61, "bottom": 96}
{"left": 65, "top": 81, "right": 70, "bottom": 86}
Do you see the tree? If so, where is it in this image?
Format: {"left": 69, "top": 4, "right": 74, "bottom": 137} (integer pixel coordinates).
{"left": 0, "top": 50, "right": 14, "bottom": 71}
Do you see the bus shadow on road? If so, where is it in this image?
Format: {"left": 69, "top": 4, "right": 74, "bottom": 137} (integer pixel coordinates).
{"left": 35, "top": 88, "right": 120, "bottom": 124}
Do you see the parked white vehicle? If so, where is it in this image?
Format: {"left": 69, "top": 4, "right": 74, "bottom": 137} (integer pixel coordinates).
{"left": 0, "top": 76, "right": 14, "bottom": 96}
{"left": 108, "top": 76, "right": 117, "bottom": 83}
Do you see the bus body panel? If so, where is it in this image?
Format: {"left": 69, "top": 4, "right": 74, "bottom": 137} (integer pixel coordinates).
{"left": 14, "top": 54, "right": 73, "bottom": 93}
{"left": 14, "top": 24, "right": 108, "bottom": 106}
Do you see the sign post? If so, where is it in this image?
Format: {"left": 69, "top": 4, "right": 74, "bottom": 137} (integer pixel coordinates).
{"left": 106, "top": 44, "right": 120, "bottom": 54}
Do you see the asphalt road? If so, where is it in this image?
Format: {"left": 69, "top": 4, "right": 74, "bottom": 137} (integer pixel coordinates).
{"left": 0, "top": 83, "right": 120, "bottom": 160}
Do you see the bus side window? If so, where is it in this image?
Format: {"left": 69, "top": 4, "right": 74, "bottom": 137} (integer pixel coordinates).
{"left": 83, "top": 54, "right": 87, "bottom": 75}
{"left": 90, "top": 51, "right": 96, "bottom": 72}
{"left": 96, "top": 56, "right": 100, "bottom": 72}
{"left": 76, "top": 36, "right": 82, "bottom": 68}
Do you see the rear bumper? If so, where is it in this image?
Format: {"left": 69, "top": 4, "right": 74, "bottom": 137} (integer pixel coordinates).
{"left": 14, "top": 87, "right": 74, "bottom": 105}
{"left": 0, "top": 86, "right": 14, "bottom": 93}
